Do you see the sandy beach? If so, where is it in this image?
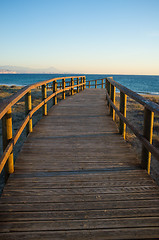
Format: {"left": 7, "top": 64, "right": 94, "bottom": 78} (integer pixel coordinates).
{"left": 0, "top": 86, "right": 159, "bottom": 185}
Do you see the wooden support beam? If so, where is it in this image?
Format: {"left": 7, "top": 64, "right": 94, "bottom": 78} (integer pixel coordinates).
{"left": 95, "top": 80, "right": 97, "bottom": 89}
{"left": 82, "top": 77, "right": 84, "bottom": 91}
{"left": 106, "top": 78, "right": 108, "bottom": 101}
{"left": 71, "top": 78, "right": 74, "bottom": 95}
{"left": 102, "top": 79, "right": 104, "bottom": 88}
{"left": 119, "top": 91, "right": 127, "bottom": 139}
{"left": 62, "top": 79, "right": 66, "bottom": 99}
{"left": 110, "top": 84, "right": 116, "bottom": 120}
{"left": 108, "top": 82, "right": 111, "bottom": 111}
{"left": 141, "top": 107, "right": 154, "bottom": 174}
{"left": 25, "top": 90, "right": 33, "bottom": 135}
{"left": 77, "top": 78, "right": 79, "bottom": 93}
{"left": 84, "top": 77, "right": 86, "bottom": 90}
{"left": 53, "top": 81, "right": 57, "bottom": 105}
{"left": 42, "top": 84, "right": 47, "bottom": 116}
{"left": 80, "top": 77, "right": 83, "bottom": 91}
{"left": 106, "top": 80, "right": 111, "bottom": 108}
{"left": 2, "top": 108, "right": 14, "bottom": 177}
{"left": 105, "top": 78, "right": 107, "bottom": 89}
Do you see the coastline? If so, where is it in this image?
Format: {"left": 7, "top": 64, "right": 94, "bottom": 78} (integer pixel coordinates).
{"left": 0, "top": 84, "right": 159, "bottom": 95}
{"left": 0, "top": 73, "right": 159, "bottom": 94}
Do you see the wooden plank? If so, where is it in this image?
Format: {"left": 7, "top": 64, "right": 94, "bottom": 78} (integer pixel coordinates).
{"left": 2, "top": 192, "right": 159, "bottom": 204}
{"left": 0, "top": 228, "right": 159, "bottom": 240}
{"left": 3, "top": 185, "right": 158, "bottom": 197}
{"left": 0, "top": 199, "right": 159, "bottom": 212}
{"left": 1, "top": 207, "right": 159, "bottom": 221}
{"left": 5, "top": 180, "right": 155, "bottom": 189}
{"left": 0, "top": 217, "right": 159, "bottom": 232}
{"left": 7, "top": 172, "right": 151, "bottom": 182}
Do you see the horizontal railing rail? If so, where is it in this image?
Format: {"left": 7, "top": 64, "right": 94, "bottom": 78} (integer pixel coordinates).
{"left": 107, "top": 77, "right": 159, "bottom": 115}
{"left": 86, "top": 79, "right": 105, "bottom": 89}
{"left": 0, "top": 76, "right": 86, "bottom": 181}
{"left": 105, "top": 77, "right": 159, "bottom": 174}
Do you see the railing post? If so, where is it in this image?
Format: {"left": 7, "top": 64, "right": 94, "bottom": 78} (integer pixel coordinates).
{"left": 77, "top": 77, "right": 79, "bottom": 93}
{"left": 84, "top": 77, "right": 86, "bottom": 90}
{"left": 105, "top": 78, "right": 108, "bottom": 89}
{"left": 102, "top": 79, "right": 104, "bottom": 88}
{"left": 71, "top": 78, "right": 74, "bottom": 95}
{"left": 42, "top": 84, "right": 47, "bottom": 116}
{"left": 95, "top": 80, "right": 97, "bottom": 89}
{"left": 53, "top": 80, "right": 57, "bottom": 105}
{"left": 106, "top": 79, "right": 111, "bottom": 108}
{"left": 108, "top": 82, "right": 111, "bottom": 112}
{"left": 106, "top": 78, "right": 108, "bottom": 100}
{"left": 89, "top": 81, "right": 90, "bottom": 88}
{"left": 2, "top": 108, "right": 14, "bottom": 177}
{"left": 141, "top": 107, "right": 154, "bottom": 174}
{"left": 62, "top": 78, "right": 66, "bottom": 99}
{"left": 80, "top": 77, "right": 83, "bottom": 91}
{"left": 80, "top": 78, "right": 82, "bottom": 91}
{"left": 25, "top": 90, "right": 33, "bottom": 135}
{"left": 119, "top": 91, "right": 127, "bottom": 139}
{"left": 110, "top": 84, "right": 116, "bottom": 120}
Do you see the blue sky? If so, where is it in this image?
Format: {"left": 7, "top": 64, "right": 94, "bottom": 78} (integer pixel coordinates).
{"left": 0, "top": 0, "right": 159, "bottom": 74}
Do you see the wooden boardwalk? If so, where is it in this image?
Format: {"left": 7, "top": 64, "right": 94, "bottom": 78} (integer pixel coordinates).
{"left": 0, "top": 89, "right": 159, "bottom": 239}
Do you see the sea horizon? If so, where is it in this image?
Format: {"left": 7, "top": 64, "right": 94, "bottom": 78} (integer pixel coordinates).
{"left": 0, "top": 73, "right": 159, "bottom": 95}
{"left": 0, "top": 72, "right": 159, "bottom": 76}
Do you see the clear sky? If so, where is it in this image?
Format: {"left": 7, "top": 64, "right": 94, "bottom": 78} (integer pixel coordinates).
{"left": 0, "top": 0, "right": 159, "bottom": 74}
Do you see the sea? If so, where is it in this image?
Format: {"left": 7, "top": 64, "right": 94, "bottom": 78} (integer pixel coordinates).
{"left": 0, "top": 74, "right": 159, "bottom": 95}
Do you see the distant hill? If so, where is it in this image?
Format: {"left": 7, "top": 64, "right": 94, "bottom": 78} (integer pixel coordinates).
{"left": 0, "top": 65, "right": 60, "bottom": 74}
{"left": 0, "top": 69, "right": 16, "bottom": 74}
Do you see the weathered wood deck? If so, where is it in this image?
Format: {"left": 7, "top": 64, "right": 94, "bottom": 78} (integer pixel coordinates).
{"left": 0, "top": 89, "right": 159, "bottom": 239}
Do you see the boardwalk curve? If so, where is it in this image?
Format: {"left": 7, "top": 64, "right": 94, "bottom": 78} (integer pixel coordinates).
{"left": 0, "top": 89, "right": 159, "bottom": 239}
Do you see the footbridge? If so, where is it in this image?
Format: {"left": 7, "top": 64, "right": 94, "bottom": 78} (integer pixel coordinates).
{"left": 0, "top": 76, "right": 159, "bottom": 239}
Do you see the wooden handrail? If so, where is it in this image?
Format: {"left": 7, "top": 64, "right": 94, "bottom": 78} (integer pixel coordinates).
{"left": 0, "top": 76, "right": 86, "bottom": 179}
{"left": 105, "top": 77, "right": 159, "bottom": 174}
{"left": 86, "top": 79, "right": 106, "bottom": 88}
{"left": 85, "top": 78, "right": 159, "bottom": 171}
{"left": 0, "top": 76, "right": 85, "bottom": 120}
{"left": 1, "top": 75, "right": 157, "bottom": 181}
{"left": 106, "top": 92, "right": 159, "bottom": 160}
{"left": 107, "top": 77, "right": 159, "bottom": 115}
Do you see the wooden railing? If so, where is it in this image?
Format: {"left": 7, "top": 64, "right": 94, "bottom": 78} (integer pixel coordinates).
{"left": 1, "top": 75, "right": 158, "bottom": 182}
{"left": 105, "top": 77, "right": 159, "bottom": 174}
{"left": 86, "top": 79, "right": 105, "bottom": 89}
{"left": 0, "top": 76, "right": 86, "bottom": 181}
